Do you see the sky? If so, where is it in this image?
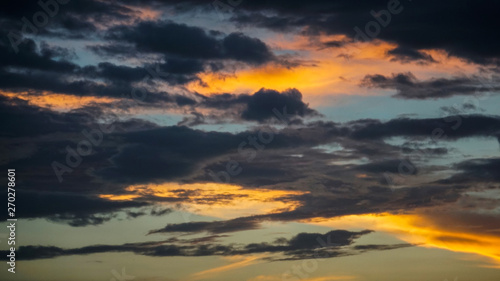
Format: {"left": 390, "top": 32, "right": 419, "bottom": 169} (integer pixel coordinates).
{"left": 1, "top": 0, "right": 500, "bottom": 280}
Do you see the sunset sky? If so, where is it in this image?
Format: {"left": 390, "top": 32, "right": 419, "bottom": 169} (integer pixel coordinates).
{"left": 1, "top": 0, "right": 500, "bottom": 280}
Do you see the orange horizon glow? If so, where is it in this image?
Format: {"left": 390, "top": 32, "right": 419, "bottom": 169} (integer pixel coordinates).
{"left": 248, "top": 275, "right": 357, "bottom": 281}
{"left": 102, "top": 182, "right": 307, "bottom": 219}
{"left": 188, "top": 255, "right": 266, "bottom": 280}
{"left": 309, "top": 212, "right": 500, "bottom": 267}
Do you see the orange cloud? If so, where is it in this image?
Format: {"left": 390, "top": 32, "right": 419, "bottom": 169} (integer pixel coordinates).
{"left": 310, "top": 211, "right": 500, "bottom": 267}
{"left": 121, "top": 182, "right": 306, "bottom": 219}
{"left": 1, "top": 91, "right": 115, "bottom": 111}
{"left": 188, "top": 34, "right": 480, "bottom": 107}
{"left": 98, "top": 194, "right": 140, "bottom": 201}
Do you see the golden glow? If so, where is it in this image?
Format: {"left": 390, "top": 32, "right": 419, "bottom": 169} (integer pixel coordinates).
{"left": 98, "top": 194, "right": 140, "bottom": 201}
{"left": 187, "top": 34, "right": 480, "bottom": 107}
{"left": 1, "top": 91, "right": 115, "bottom": 111}
{"left": 310, "top": 212, "right": 500, "bottom": 266}
{"left": 302, "top": 277, "right": 357, "bottom": 281}
{"left": 190, "top": 62, "right": 346, "bottom": 97}
{"left": 248, "top": 275, "right": 357, "bottom": 281}
{"left": 189, "top": 255, "right": 264, "bottom": 280}
{"left": 125, "top": 182, "right": 307, "bottom": 219}
{"left": 133, "top": 6, "right": 161, "bottom": 20}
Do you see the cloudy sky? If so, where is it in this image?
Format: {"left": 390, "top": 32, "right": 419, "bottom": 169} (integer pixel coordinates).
{"left": 1, "top": 0, "right": 500, "bottom": 280}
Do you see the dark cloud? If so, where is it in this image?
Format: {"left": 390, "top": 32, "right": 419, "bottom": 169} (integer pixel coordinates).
{"left": 227, "top": 0, "right": 500, "bottom": 64}
{"left": 0, "top": 190, "right": 149, "bottom": 226}
{"left": 147, "top": 181, "right": 471, "bottom": 236}
{"left": 200, "top": 156, "right": 307, "bottom": 187}
{"left": 353, "top": 243, "right": 414, "bottom": 252}
{"left": 0, "top": 36, "right": 201, "bottom": 99}
{"left": 399, "top": 142, "right": 449, "bottom": 156}
{"left": 3, "top": 87, "right": 498, "bottom": 188}
{"left": 79, "top": 62, "right": 147, "bottom": 83}
{"left": 86, "top": 44, "right": 136, "bottom": 58}
{"left": 5, "top": 0, "right": 500, "bottom": 65}
{"left": 222, "top": 32, "right": 274, "bottom": 65}
{"left": 84, "top": 52, "right": 206, "bottom": 86}
{"left": 150, "top": 207, "right": 174, "bottom": 216}
{"left": 198, "top": 88, "right": 318, "bottom": 123}
{"left": 415, "top": 206, "right": 500, "bottom": 238}
{"left": 360, "top": 72, "right": 500, "bottom": 99}
{"left": 320, "top": 40, "right": 347, "bottom": 49}
{"left": 40, "top": 41, "right": 77, "bottom": 60}
{"left": 105, "top": 21, "right": 274, "bottom": 65}
{"left": 96, "top": 126, "right": 245, "bottom": 184}
{"left": 0, "top": 98, "right": 163, "bottom": 194}
{"left": 95, "top": 112, "right": 332, "bottom": 185}
{"left": 78, "top": 60, "right": 202, "bottom": 87}
{"left": 0, "top": 68, "right": 131, "bottom": 99}
{"left": 387, "top": 46, "right": 436, "bottom": 64}
{"left": 288, "top": 230, "right": 372, "bottom": 249}
{"left": 148, "top": 218, "right": 261, "bottom": 235}
{"left": 437, "top": 158, "right": 500, "bottom": 184}
{"left": 0, "top": 0, "right": 133, "bottom": 41}
{"left": 2, "top": 229, "right": 409, "bottom": 261}
{"left": 2, "top": 88, "right": 499, "bottom": 229}
{"left": 0, "top": 66, "right": 196, "bottom": 102}
{"left": 354, "top": 159, "right": 418, "bottom": 175}
{"left": 348, "top": 115, "right": 500, "bottom": 140}
{"left": 0, "top": 94, "right": 324, "bottom": 196}
{"left": 240, "top": 88, "right": 317, "bottom": 122}
{"left": 0, "top": 37, "right": 78, "bottom": 73}
{"left": 4, "top": 88, "right": 498, "bottom": 196}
